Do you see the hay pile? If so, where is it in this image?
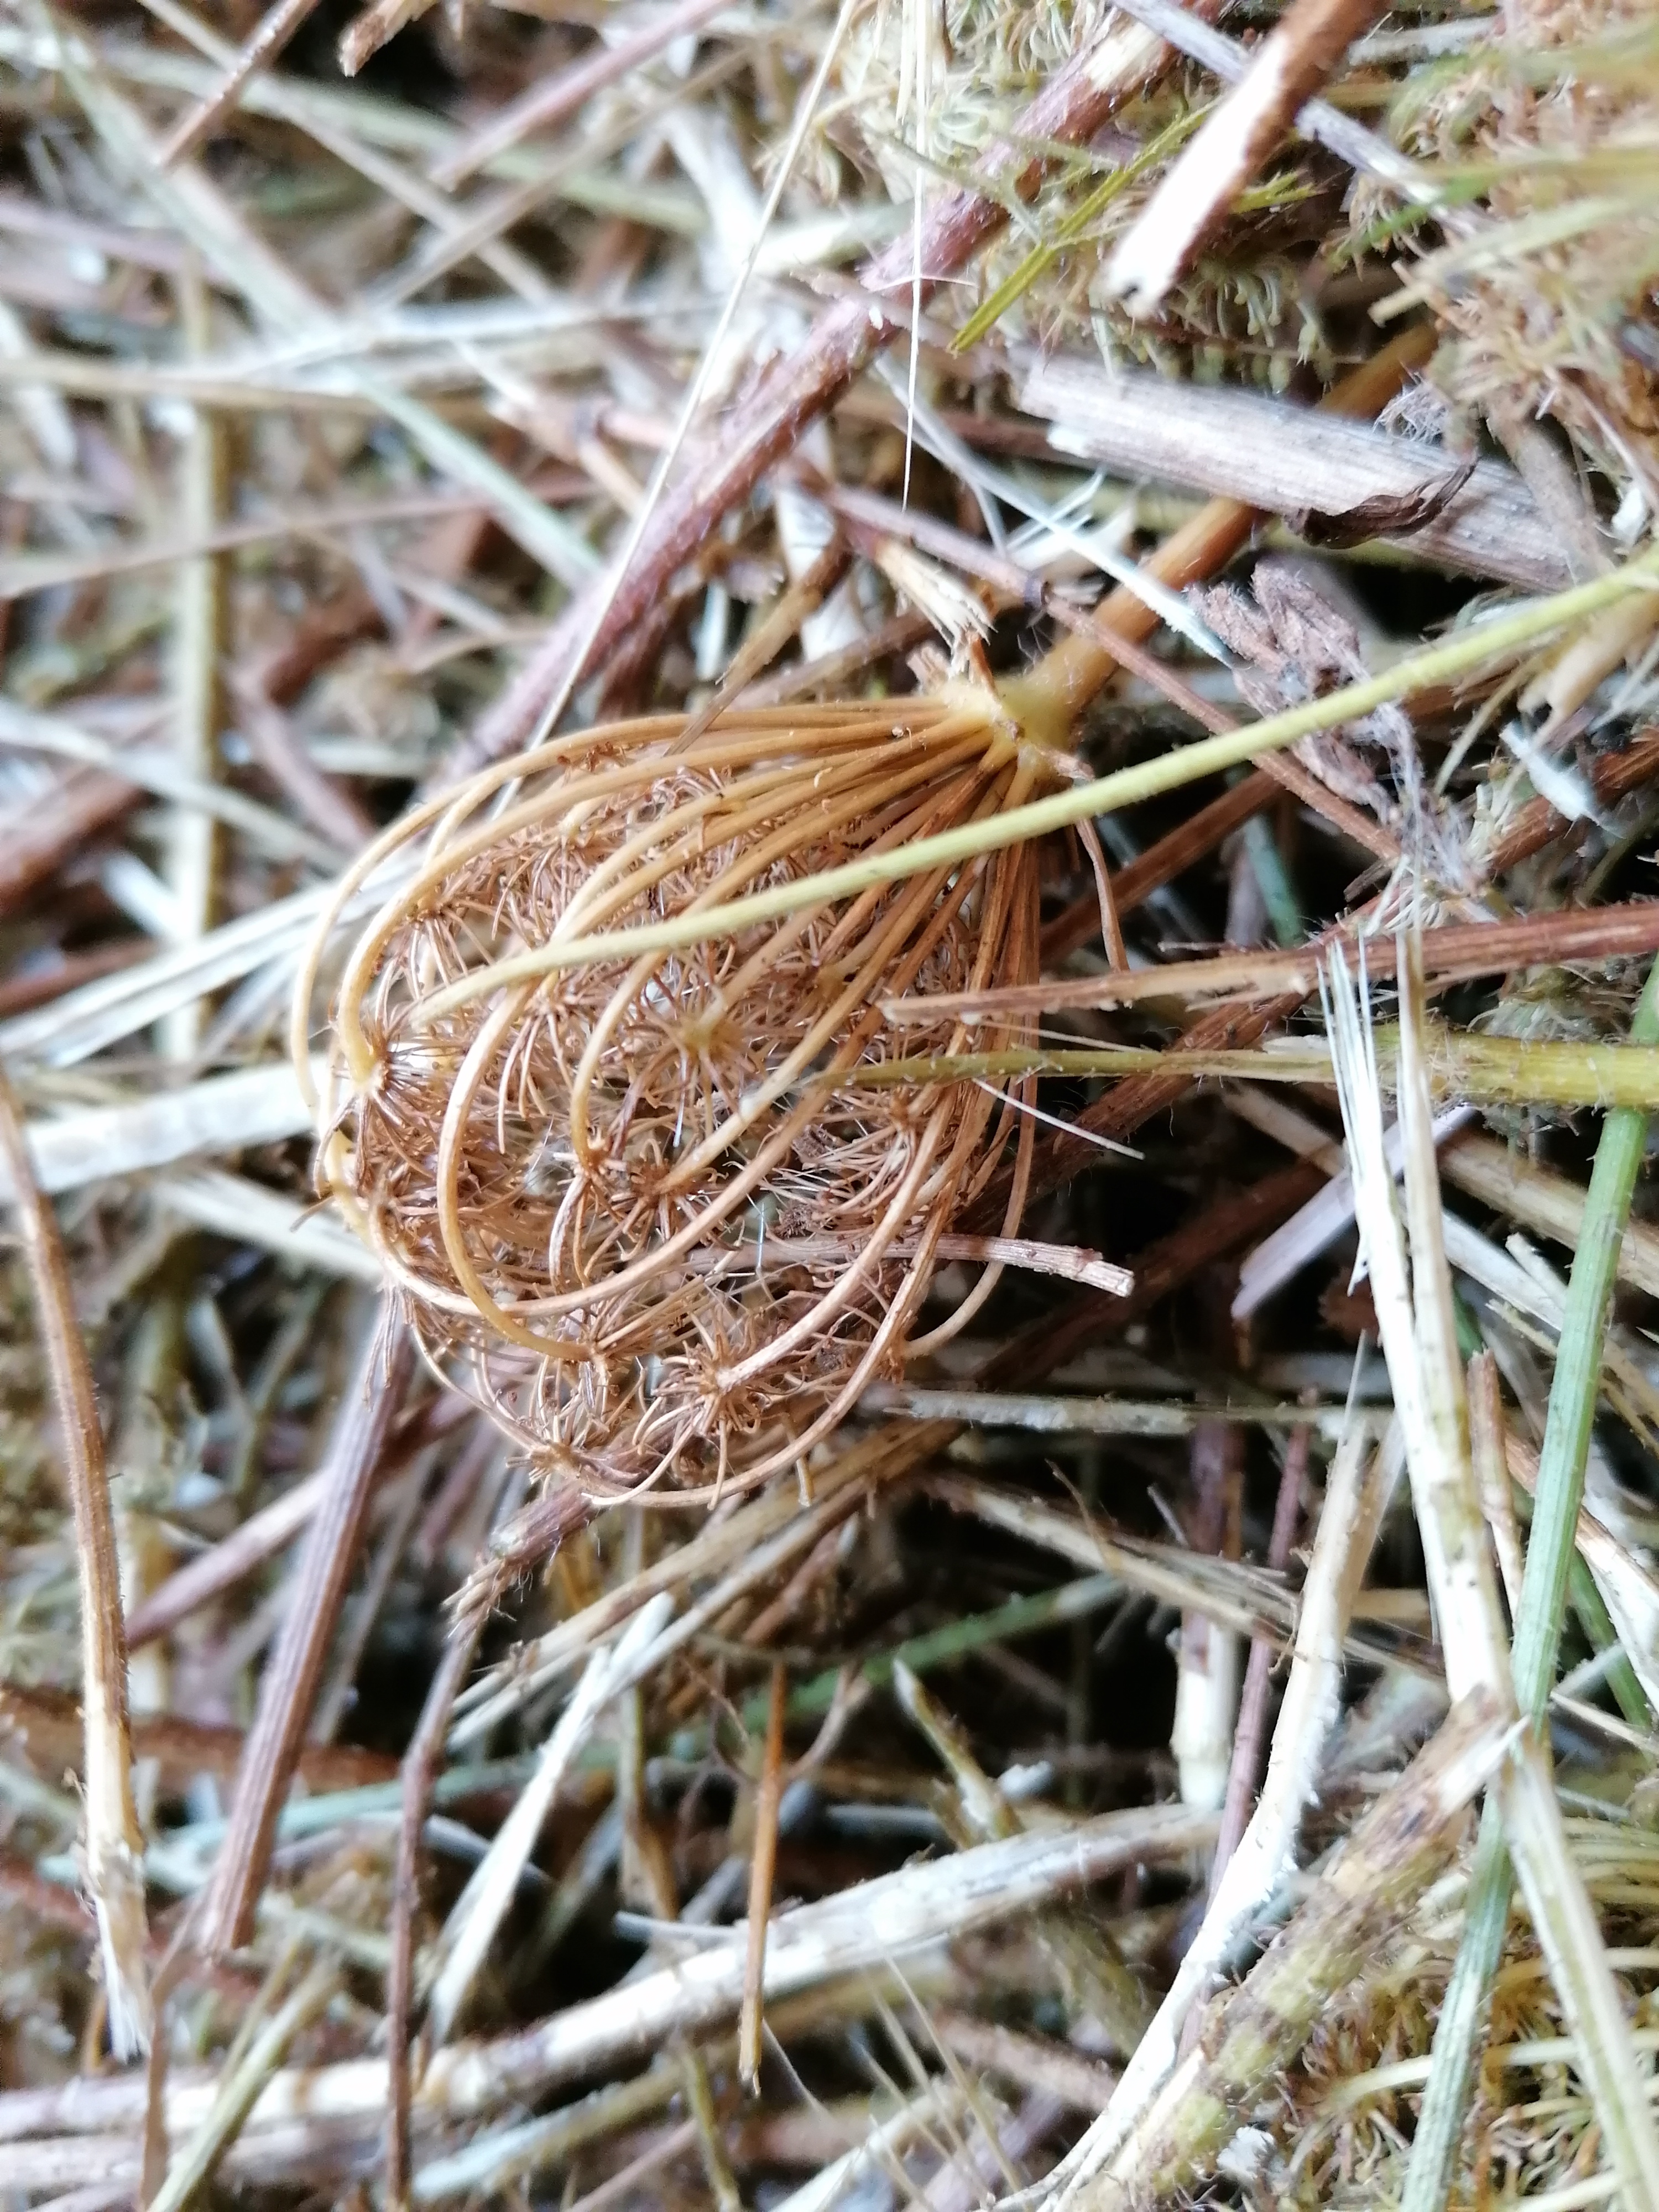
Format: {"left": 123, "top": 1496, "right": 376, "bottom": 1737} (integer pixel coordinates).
{"left": 3, "top": 0, "right": 1659, "bottom": 2204}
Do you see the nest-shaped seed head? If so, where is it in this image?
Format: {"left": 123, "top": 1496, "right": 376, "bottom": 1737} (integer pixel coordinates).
{"left": 297, "top": 703, "right": 1043, "bottom": 1505}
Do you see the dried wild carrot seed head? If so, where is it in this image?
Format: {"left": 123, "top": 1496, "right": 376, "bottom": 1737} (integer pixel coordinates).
{"left": 297, "top": 702, "right": 1047, "bottom": 1506}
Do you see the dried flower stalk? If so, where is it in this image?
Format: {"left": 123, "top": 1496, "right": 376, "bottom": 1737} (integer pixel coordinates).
{"left": 0, "top": 1066, "right": 150, "bottom": 2057}
{"left": 403, "top": 552, "right": 1659, "bottom": 1014}
{"left": 199, "top": 1315, "right": 414, "bottom": 1952}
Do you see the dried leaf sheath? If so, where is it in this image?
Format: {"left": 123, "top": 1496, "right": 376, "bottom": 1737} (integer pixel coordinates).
{"left": 296, "top": 700, "right": 1047, "bottom": 1501}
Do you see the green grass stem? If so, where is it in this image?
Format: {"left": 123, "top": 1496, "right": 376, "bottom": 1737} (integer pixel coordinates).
{"left": 1401, "top": 952, "right": 1659, "bottom": 2212}
{"left": 410, "top": 554, "right": 1659, "bottom": 1028}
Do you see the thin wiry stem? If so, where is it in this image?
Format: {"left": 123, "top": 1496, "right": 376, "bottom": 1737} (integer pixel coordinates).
{"left": 199, "top": 1313, "right": 414, "bottom": 1953}
{"left": 1209, "top": 1422, "right": 1310, "bottom": 1886}
{"left": 931, "top": 899, "right": 1659, "bottom": 1028}
{"left": 740, "top": 1662, "right": 789, "bottom": 2090}
{"left": 413, "top": 552, "right": 1659, "bottom": 1018}
{"left": 0, "top": 1063, "right": 150, "bottom": 2057}
{"left": 145, "top": 1958, "right": 339, "bottom": 2212}
{"left": 154, "top": 0, "right": 325, "bottom": 166}
{"left": 386, "top": 1622, "right": 484, "bottom": 2211}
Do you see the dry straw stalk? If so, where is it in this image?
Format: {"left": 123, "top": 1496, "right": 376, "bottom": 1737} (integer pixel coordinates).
{"left": 0, "top": 1068, "right": 150, "bottom": 2057}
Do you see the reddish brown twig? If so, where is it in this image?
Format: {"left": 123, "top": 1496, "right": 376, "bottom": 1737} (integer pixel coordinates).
{"left": 1210, "top": 1424, "right": 1310, "bottom": 1888}
{"left": 155, "top": 0, "right": 326, "bottom": 168}
{"left": 1040, "top": 774, "right": 1278, "bottom": 964}
{"left": 0, "top": 942, "right": 146, "bottom": 1022}
{"left": 919, "top": 891, "right": 1659, "bottom": 1026}
{"left": 197, "top": 1312, "right": 414, "bottom": 1953}
{"left": 740, "top": 1662, "right": 789, "bottom": 2091}
{"left": 0, "top": 1684, "right": 395, "bottom": 1797}
{"left": 231, "top": 675, "right": 375, "bottom": 855}
{"left": 431, "top": 0, "right": 735, "bottom": 186}
{"left": 993, "top": 989, "right": 1312, "bottom": 1222}
{"left": 1038, "top": 739, "right": 1395, "bottom": 969}
{"left": 1468, "top": 1353, "right": 1524, "bottom": 1615}
{"left": 980, "top": 669, "right": 1646, "bottom": 1211}
{"left": 386, "top": 1621, "right": 483, "bottom": 2210}
{"left": 0, "top": 1063, "right": 150, "bottom": 2055}
{"left": 2, "top": 768, "right": 137, "bottom": 916}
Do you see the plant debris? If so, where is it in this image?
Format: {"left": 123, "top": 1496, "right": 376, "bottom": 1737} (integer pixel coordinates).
{"left": 3, "top": 0, "right": 1659, "bottom": 2205}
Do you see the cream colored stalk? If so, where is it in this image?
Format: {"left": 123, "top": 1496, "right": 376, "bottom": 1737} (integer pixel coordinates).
{"left": 425, "top": 1594, "right": 675, "bottom": 2044}
{"left": 1326, "top": 934, "right": 1659, "bottom": 2210}
{"left": 1046, "top": 1412, "right": 1395, "bottom": 2206}
{"left": 1170, "top": 1611, "right": 1241, "bottom": 1814}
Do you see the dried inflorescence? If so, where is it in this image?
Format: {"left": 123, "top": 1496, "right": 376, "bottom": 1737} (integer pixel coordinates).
{"left": 295, "top": 699, "right": 1047, "bottom": 1504}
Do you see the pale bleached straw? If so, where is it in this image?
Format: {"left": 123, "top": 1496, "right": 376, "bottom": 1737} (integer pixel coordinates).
{"left": 1327, "top": 935, "right": 1659, "bottom": 2210}
{"left": 424, "top": 1594, "right": 675, "bottom": 2043}
{"left": 1045, "top": 1405, "right": 1396, "bottom": 2208}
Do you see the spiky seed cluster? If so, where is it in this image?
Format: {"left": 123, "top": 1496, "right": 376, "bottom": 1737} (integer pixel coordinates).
{"left": 296, "top": 700, "right": 1045, "bottom": 1505}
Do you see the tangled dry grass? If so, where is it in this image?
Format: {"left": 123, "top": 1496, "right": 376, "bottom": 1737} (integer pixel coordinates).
{"left": 4, "top": 0, "right": 1659, "bottom": 2204}
{"left": 1384, "top": 0, "right": 1659, "bottom": 500}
